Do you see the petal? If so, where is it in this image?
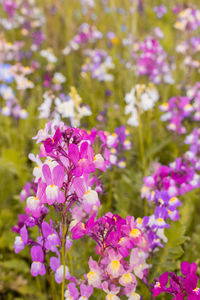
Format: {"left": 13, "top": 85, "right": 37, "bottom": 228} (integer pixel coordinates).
{"left": 20, "top": 225, "right": 28, "bottom": 244}
{"left": 68, "top": 144, "right": 79, "bottom": 166}
{"left": 50, "top": 257, "right": 60, "bottom": 272}
{"left": 42, "top": 221, "right": 53, "bottom": 238}
{"left": 31, "top": 262, "right": 43, "bottom": 277}
{"left": 73, "top": 177, "right": 87, "bottom": 198}
{"left": 53, "top": 165, "right": 64, "bottom": 187}
{"left": 57, "top": 190, "right": 65, "bottom": 203}
{"left": 181, "top": 261, "right": 190, "bottom": 276}
{"left": 42, "top": 164, "right": 52, "bottom": 185}
{"left": 159, "top": 272, "right": 168, "bottom": 287}
{"left": 31, "top": 246, "right": 44, "bottom": 262}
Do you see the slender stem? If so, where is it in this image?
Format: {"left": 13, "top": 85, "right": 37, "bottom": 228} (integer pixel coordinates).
{"left": 107, "top": 165, "right": 116, "bottom": 212}
{"left": 36, "top": 276, "right": 42, "bottom": 293}
{"left": 67, "top": 248, "right": 74, "bottom": 276}
{"left": 137, "top": 96, "right": 148, "bottom": 215}
{"left": 61, "top": 223, "right": 67, "bottom": 300}
{"left": 47, "top": 268, "right": 56, "bottom": 300}
{"left": 137, "top": 108, "right": 146, "bottom": 176}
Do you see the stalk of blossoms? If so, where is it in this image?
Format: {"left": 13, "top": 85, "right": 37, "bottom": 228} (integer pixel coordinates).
{"left": 14, "top": 121, "right": 108, "bottom": 298}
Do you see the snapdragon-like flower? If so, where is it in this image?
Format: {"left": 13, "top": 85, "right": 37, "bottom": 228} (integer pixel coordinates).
{"left": 125, "top": 84, "right": 159, "bottom": 127}
{"left": 71, "top": 212, "right": 152, "bottom": 297}
{"left": 38, "top": 87, "right": 91, "bottom": 127}
{"left": 142, "top": 156, "right": 200, "bottom": 200}
{"left": 153, "top": 261, "right": 200, "bottom": 299}
{"left": 63, "top": 23, "right": 102, "bottom": 55}
{"left": 153, "top": 5, "right": 167, "bottom": 18}
{"left": 81, "top": 49, "right": 114, "bottom": 82}
{"left": 14, "top": 122, "right": 107, "bottom": 285}
{"left": 174, "top": 7, "right": 200, "bottom": 31}
{"left": 160, "top": 96, "right": 193, "bottom": 134}
{"left": 64, "top": 282, "right": 93, "bottom": 300}
{"left": 40, "top": 48, "right": 57, "bottom": 63}
{"left": 133, "top": 37, "right": 174, "bottom": 84}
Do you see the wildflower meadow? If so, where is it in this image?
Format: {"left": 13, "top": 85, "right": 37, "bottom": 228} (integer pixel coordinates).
{"left": 1, "top": 0, "right": 200, "bottom": 299}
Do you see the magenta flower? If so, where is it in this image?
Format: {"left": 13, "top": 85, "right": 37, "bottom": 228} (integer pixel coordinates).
{"left": 68, "top": 142, "right": 96, "bottom": 177}
{"left": 102, "top": 281, "right": 120, "bottom": 300}
{"left": 153, "top": 262, "right": 200, "bottom": 299}
{"left": 42, "top": 128, "right": 62, "bottom": 153}
{"left": 105, "top": 249, "right": 125, "bottom": 278}
{"left": 30, "top": 246, "right": 46, "bottom": 277}
{"left": 41, "top": 164, "right": 65, "bottom": 205}
{"left": 42, "top": 221, "right": 61, "bottom": 251}
{"left": 64, "top": 283, "right": 79, "bottom": 299}
{"left": 50, "top": 256, "right": 71, "bottom": 284}
{"left": 79, "top": 283, "right": 93, "bottom": 299}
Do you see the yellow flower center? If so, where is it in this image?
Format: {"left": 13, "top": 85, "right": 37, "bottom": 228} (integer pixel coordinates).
{"left": 130, "top": 228, "right": 141, "bottom": 238}
{"left": 122, "top": 273, "right": 132, "bottom": 283}
{"left": 110, "top": 260, "right": 120, "bottom": 272}
{"left": 157, "top": 218, "right": 164, "bottom": 223}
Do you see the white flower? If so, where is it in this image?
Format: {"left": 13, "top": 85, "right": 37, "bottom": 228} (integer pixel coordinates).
{"left": 53, "top": 72, "right": 66, "bottom": 84}
{"left": 55, "top": 97, "right": 75, "bottom": 118}
{"left": 38, "top": 96, "right": 52, "bottom": 119}
{"left": 40, "top": 49, "right": 57, "bottom": 63}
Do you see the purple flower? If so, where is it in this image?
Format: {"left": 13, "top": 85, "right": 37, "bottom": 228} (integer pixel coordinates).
{"left": 14, "top": 225, "right": 28, "bottom": 253}
{"left": 41, "top": 164, "right": 65, "bottom": 205}
{"left": 30, "top": 246, "right": 46, "bottom": 276}
{"left": 154, "top": 5, "right": 167, "bottom": 18}
{"left": 153, "top": 261, "right": 200, "bottom": 298}
{"left": 42, "top": 128, "right": 62, "bottom": 153}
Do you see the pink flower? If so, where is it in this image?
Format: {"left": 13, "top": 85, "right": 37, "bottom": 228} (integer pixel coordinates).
{"left": 106, "top": 250, "right": 125, "bottom": 278}
{"left": 41, "top": 164, "right": 65, "bottom": 205}
{"left": 30, "top": 246, "right": 46, "bottom": 277}
{"left": 87, "top": 257, "right": 102, "bottom": 288}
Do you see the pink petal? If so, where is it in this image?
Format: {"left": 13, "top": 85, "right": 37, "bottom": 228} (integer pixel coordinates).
{"left": 53, "top": 165, "right": 64, "bottom": 187}
{"left": 42, "top": 164, "right": 52, "bottom": 185}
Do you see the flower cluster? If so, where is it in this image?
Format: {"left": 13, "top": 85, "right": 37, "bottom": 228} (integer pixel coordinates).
{"left": 176, "top": 37, "right": 200, "bottom": 70}
{"left": 0, "top": 62, "right": 34, "bottom": 119}
{"left": 0, "top": 0, "right": 45, "bottom": 120}
{"left": 160, "top": 96, "right": 193, "bottom": 134}
{"left": 14, "top": 122, "right": 107, "bottom": 283}
{"left": 174, "top": 7, "right": 200, "bottom": 31}
{"left": 187, "top": 82, "right": 200, "bottom": 121}
{"left": 38, "top": 87, "right": 91, "bottom": 127}
{"left": 125, "top": 83, "right": 159, "bottom": 126}
{"left": 142, "top": 155, "right": 200, "bottom": 200}
{"left": 72, "top": 213, "right": 148, "bottom": 299}
{"left": 153, "top": 261, "right": 200, "bottom": 299}
{"left": 133, "top": 37, "right": 174, "bottom": 84}
{"left": 15, "top": 122, "right": 172, "bottom": 299}
{"left": 63, "top": 23, "right": 102, "bottom": 55}
{"left": 93, "top": 125, "right": 132, "bottom": 168}
{"left": 160, "top": 84, "right": 200, "bottom": 133}
{"left": 19, "top": 124, "right": 132, "bottom": 209}
{"left": 1, "top": 0, "right": 45, "bottom": 50}
{"left": 153, "top": 5, "right": 167, "bottom": 19}
{"left": 81, "top": 49, "right": 114, "bottom": 82}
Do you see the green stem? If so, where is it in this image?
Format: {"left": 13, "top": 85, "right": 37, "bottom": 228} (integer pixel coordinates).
{"left": 36, "top": 276, "right": 42, "bottom": 293}
{"left": 138, "top": 109, "right": 146, "bottom": 176}
{"left": 107, "top": 165, "right": 116, "bottom": 212}
{"left": 67, "top": 248, "right": 74, "bottom": 276}
{"left": 137, "top": 104, "right": 148, "bottom": 215}
{"left": 47, "top": 269, "right": 57, "bottom": 300}
{"left": 61, "top": 223, "right": 67, "bottom": 300}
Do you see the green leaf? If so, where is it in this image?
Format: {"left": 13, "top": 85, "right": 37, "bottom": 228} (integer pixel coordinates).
{"left": 149, "top": 221, "right": 186, "bottom": 283}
